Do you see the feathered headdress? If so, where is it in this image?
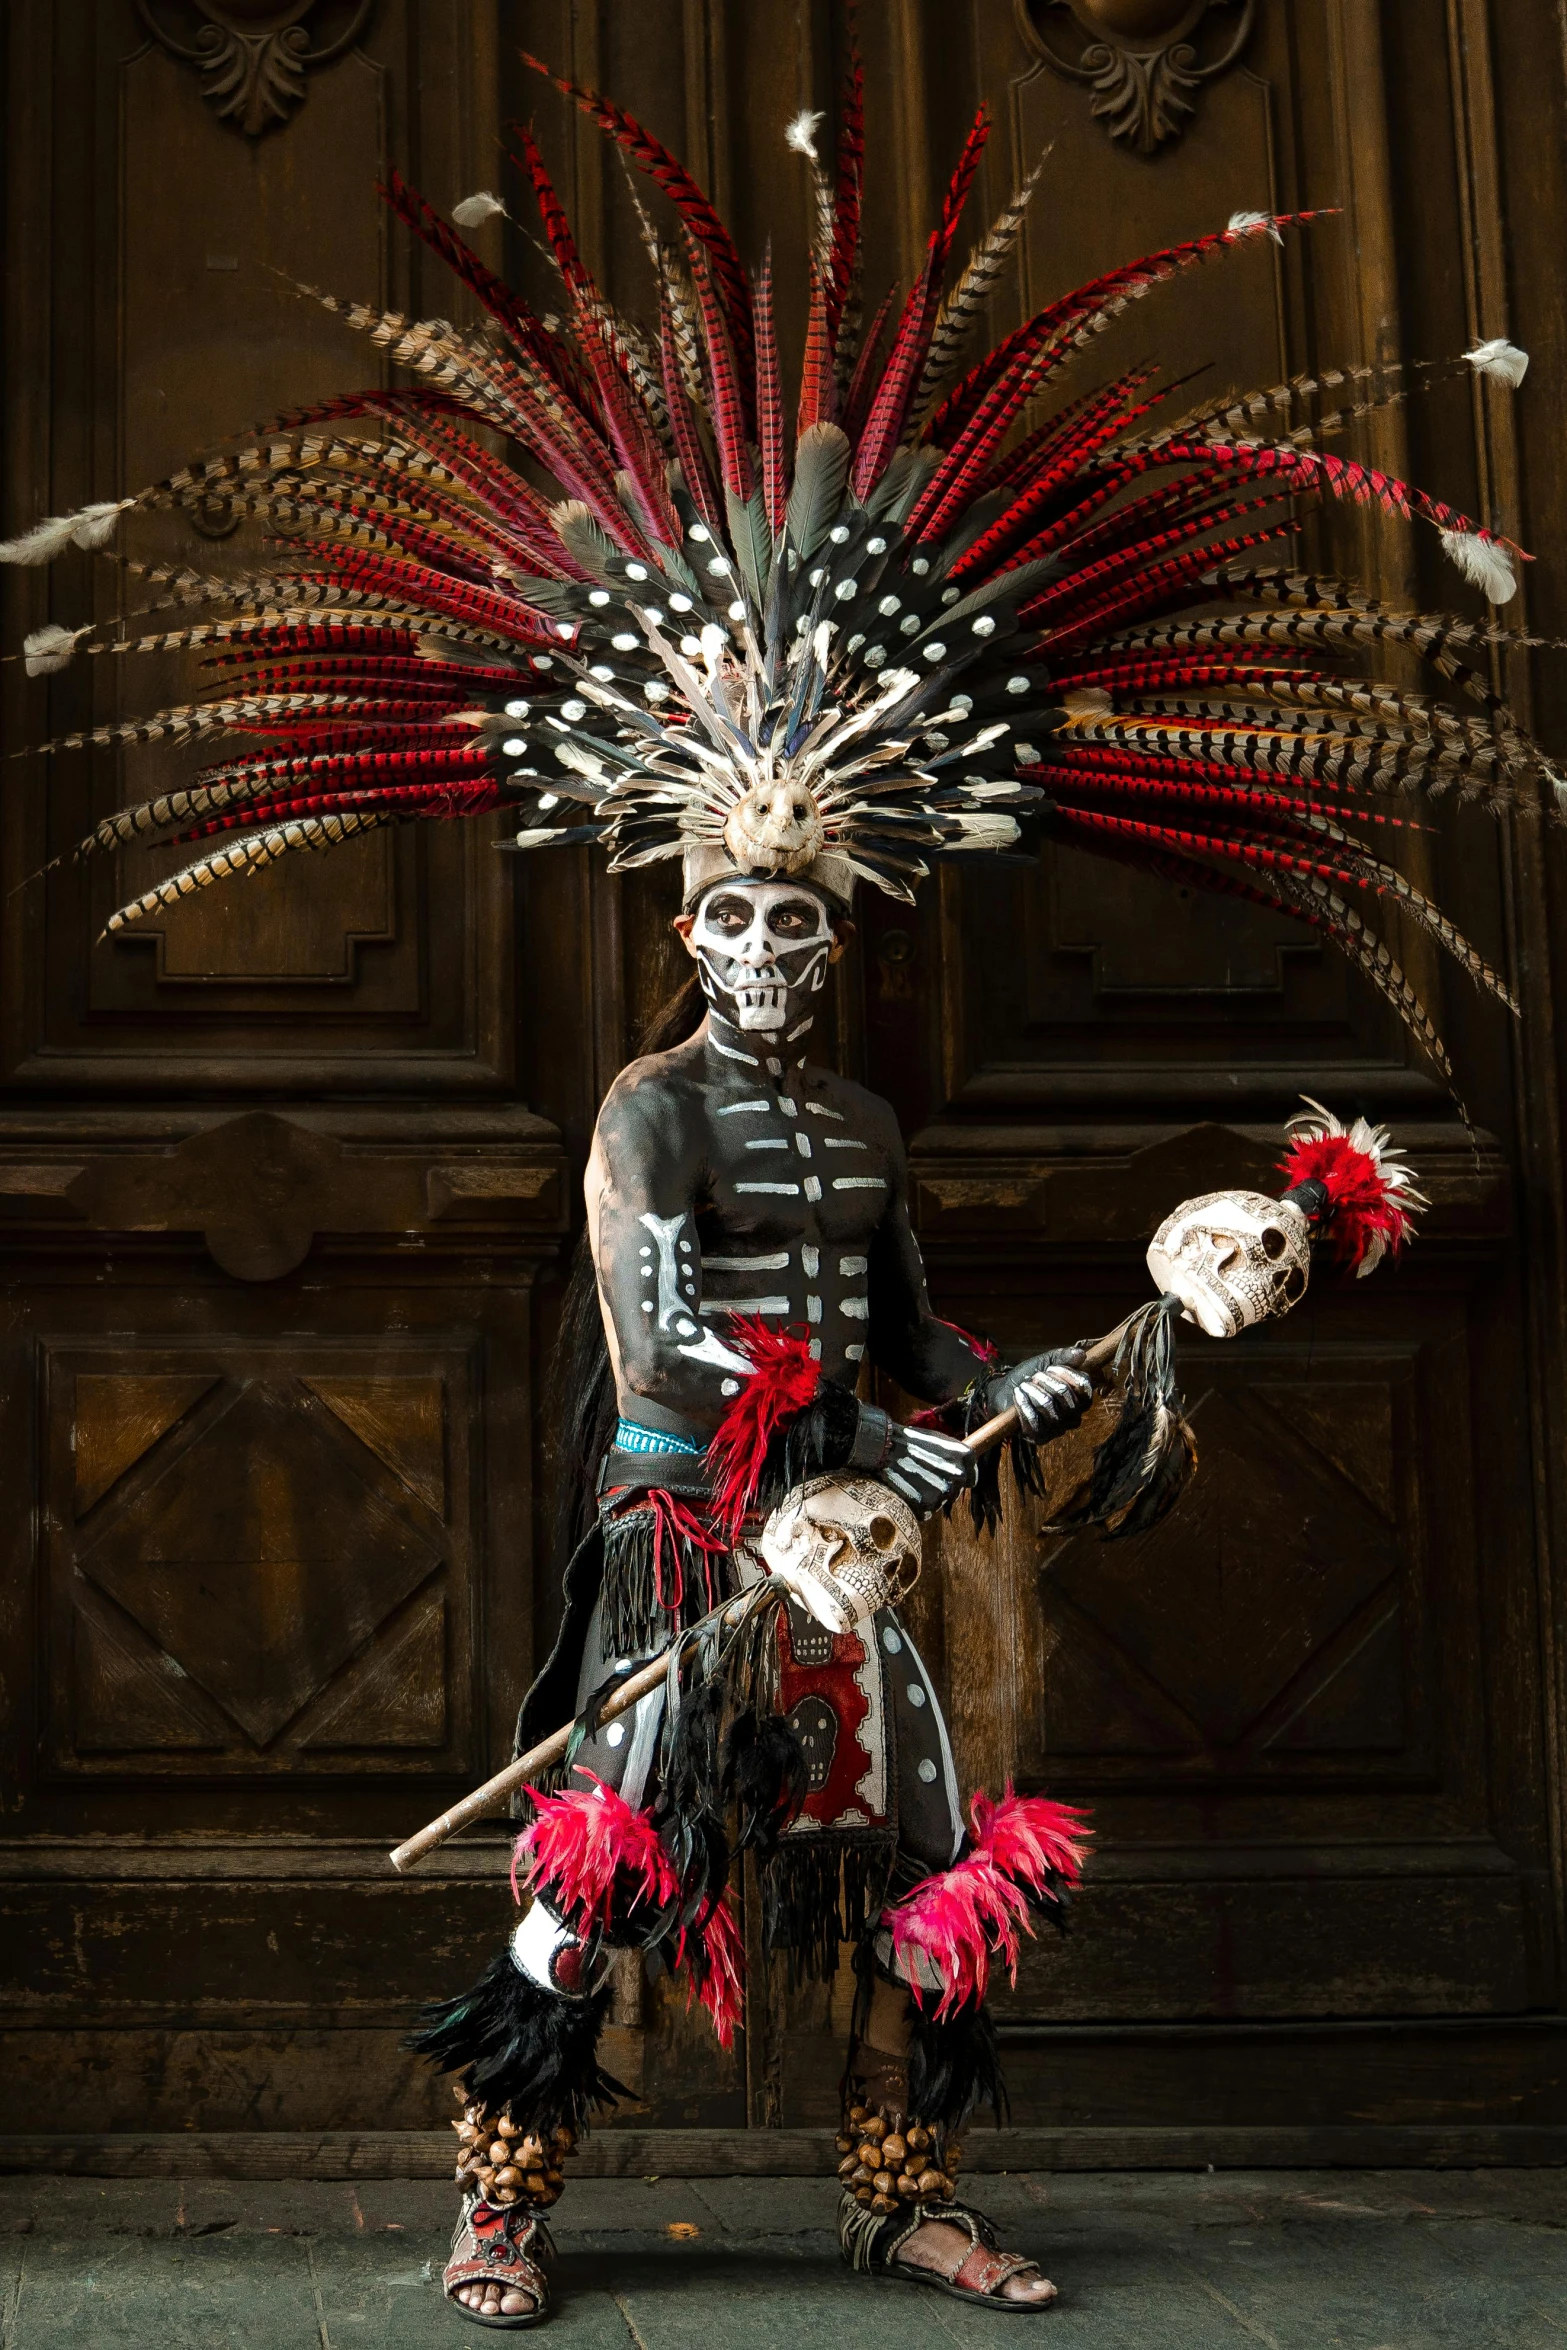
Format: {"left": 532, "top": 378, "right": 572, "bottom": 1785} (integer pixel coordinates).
{"left": 6, "top": 49, "right": 1550, "bottom": 1086}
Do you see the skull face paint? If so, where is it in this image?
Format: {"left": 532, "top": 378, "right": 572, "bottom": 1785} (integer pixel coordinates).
{"left": 1146, "top": 1189, "right": 1313, "bottom": 1339}
{"left": 685, "top": 879, "right": 835, "bottom": 1034}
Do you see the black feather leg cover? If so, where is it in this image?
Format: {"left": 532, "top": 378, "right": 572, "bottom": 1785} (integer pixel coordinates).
{"left": 406, "top": 1947, "right": 626, "bottom": 2134}
{"left": 907, "top": 1997, "right": 1009, "bottom": 2133}
{"left": 846, "top": 1940, "right": 1008, "bottom": 2135}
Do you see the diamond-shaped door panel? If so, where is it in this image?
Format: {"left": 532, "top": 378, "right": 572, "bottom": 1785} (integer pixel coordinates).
{"left": 303, "top": 1375, "right": 447, "bottom": 1516}
{"left": 50, "top": 1345, "right": 472, "bottom": 1778}
{"left": 79, "top": 1378, "right": 442, "bottom": 1748}
{"left": 1040, "top": 1372, "right": 1409, "bottom": 1767}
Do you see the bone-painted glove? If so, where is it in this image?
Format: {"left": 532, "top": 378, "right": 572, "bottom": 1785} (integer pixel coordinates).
{"left": 984, "top": 1347, "right": 1093, "bottom": 1441}
{"left": 840, "top": 1399, "right": 977, "bottom": 1518}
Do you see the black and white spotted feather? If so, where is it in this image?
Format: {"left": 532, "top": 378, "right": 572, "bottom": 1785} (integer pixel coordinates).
{"left": 5, "top": 48, "right": 1550, "bottom": 1086}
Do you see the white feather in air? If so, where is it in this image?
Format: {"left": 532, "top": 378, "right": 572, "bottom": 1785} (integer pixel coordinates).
{"left": 452, "top": 192, "right": 508, "bottom": 228}
{"left": 785, "top": 110, "right": 825, "bottom": 161}
{"left": 1227, "top": 209, "right": 1283, "bottom": 246}
{"left": 1440, "top": 527, "right": 1517, "bottom": 604}
{"left": 23, "top": 621, "right": 94, "bottom": 676}
{"left": 1463, "top": 337, "right": 1529, "bottom": 388}
{"left": 0, "top": 498, "right": 133, "bottom": 566}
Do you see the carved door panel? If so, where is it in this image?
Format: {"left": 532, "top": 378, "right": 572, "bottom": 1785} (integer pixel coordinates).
{"left": 3, "top": 2, "right": 516, "bottom": 1096}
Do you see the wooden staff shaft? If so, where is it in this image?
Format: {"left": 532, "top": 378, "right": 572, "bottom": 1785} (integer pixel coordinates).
{"left": 387, "top": 1312, "right": 1138, "bottom": 1873}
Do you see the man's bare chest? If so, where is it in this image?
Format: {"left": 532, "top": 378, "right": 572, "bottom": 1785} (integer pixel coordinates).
{"left": 689, "top": 1071, "right": 893, "bottom": 1367}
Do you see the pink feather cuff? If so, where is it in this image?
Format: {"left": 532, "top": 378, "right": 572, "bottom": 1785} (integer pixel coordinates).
{"left": 513, "top": 1775, "right": 743, "bottom": 2046}
{"left": 882, "top": 1786, "right": 1091, "bottom": 2019}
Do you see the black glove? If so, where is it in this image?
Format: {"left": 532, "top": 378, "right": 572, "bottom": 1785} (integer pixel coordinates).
{"left": 984, "top": 1347, "right": 1093, "bottom": 1441}
{"left": 842, "top": 1400, "right": 978, "bottom": 1517}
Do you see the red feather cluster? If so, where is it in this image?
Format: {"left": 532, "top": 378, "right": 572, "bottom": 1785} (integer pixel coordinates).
{"left": 882, "top": 1786, "right": 1091, "bottom": 2018}
{"left": 514, "top": 1775, "right": 743, "bottom": 2046}
{"left": 1277, "top": 1130, "right": 1414, "bottom": 1273}
{"left": 704, "top": 1317, "right": 822, "bottom": 1536}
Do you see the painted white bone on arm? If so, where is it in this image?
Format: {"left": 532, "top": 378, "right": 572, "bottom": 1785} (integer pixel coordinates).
{"left": 586, "top": 1074, "right": 750, "bottom": 1424}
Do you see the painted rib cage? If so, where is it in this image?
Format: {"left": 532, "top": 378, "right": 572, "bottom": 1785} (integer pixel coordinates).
{"left": 13, "top": 48, "right": 1552, "bottom": 1093}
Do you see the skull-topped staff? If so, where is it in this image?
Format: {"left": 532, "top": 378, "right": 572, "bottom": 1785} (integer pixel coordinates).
{"left": 390, "top": 1090, "right": 1424, "bottom": 1872}
{"left": 1147, "top": 1098, "right": 1426, "bottom": 1338}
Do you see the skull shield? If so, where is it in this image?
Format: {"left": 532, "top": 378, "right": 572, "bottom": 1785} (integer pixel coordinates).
{"left": 1146, "top": 1190, "right": 1313, "bottom": 1339}
{"left": 757, "top": 1475, "right": 923, "bottom": 1634}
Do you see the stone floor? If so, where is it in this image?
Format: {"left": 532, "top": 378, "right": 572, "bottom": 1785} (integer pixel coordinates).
{"left": 0, "top": 2169, "right": 1564, "bottom": 2347}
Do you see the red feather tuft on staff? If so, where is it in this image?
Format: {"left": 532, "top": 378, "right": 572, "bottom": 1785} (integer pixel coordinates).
{"left": 1277, "top": 1097, "right": 1427, "bottom": 1276}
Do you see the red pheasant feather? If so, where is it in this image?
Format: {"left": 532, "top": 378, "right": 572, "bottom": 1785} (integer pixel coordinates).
{"left": 3, "top": 73, "right": 1538, "bottom": 1106}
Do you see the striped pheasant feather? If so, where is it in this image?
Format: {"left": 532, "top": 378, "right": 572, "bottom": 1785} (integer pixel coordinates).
{"left": 3, "top": 55, "right": 1548, "bottom": 1100}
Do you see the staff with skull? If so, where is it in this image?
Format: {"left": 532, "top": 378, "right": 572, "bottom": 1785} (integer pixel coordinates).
{"left": 391, "top": 1096, "right": 1421, "bottom": 1873}
{"left": 394, "top": 777, "right": 1424, "bottom": 2329}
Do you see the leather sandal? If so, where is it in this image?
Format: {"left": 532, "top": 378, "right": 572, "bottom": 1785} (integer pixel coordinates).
{"left": 443, "top": 2195, "right": 553, "bottom": 2329}
{"left": 840, "top": 2189, "right": 1055, "bottom": 2312}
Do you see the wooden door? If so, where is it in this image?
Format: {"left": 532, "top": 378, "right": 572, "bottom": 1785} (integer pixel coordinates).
{"left": 2, "top": 0, "right": 1565, "bottom": 2169}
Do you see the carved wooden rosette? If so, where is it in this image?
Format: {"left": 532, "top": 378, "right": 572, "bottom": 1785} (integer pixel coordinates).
{"left": 1020, "top": 0, "right": 1255, "bottom": 152}
{"left": 135, "top": 0, "right": 373, "bottom": 137}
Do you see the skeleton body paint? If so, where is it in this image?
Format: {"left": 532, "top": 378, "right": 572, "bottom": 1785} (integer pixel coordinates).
{"left": 685, "top": 882, "right": 836, "bottom": 1033}
{"left": 586, "top": 894, "right": 987, "bottom": 1441}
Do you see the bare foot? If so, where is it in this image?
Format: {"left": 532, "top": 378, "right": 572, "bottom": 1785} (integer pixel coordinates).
{"left": 893, "top": 2215, "right": 1058, "bottom": 2305}
{"left": 454, "top": 2276, "right": 539, "bottom": 2319}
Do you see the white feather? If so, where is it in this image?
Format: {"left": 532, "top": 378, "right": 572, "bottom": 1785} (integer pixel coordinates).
{"left": 1463, "top": 337, "right": 1529, "bottom": 388}
{"left": 1440, "top": 527, "right": 1517, "bottom": 604}
{"left": 1226, "top": 209, "right": 1283, "bottom": 245}
{"left": 785, "top": 109, "right": 824, "bottom": 161}
{"left": 0, "top": 497, "right": 132, "bottom": 566}
{"left": 452, "top": 192, "right": 507, "bottom": 228}
{"left": 22, "top": 621, "right": 93, "bottom": 676}
{"left": 954, "top": 812, "right": 1020, "bottom": 847}
{"left": 73, "top": 500, "right": 132, "bottom": 549}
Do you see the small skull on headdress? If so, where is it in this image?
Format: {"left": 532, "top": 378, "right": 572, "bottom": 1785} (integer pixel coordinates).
{"left": 723, "top": 778, "right": 827, "bottom": 877}
{"left": 1146, "top": 1189, "right": 1313, "bottom": 1339}
{"left": 758, "top": 1474, "right": 923, "bottom": 1634}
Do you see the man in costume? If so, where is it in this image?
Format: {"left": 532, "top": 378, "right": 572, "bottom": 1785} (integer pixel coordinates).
{"left": 419, "top": 850, "right": 1099, "bottom": 2317}
{"left": 4, "top": 40, "right": 1536, "bottom": 2329}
